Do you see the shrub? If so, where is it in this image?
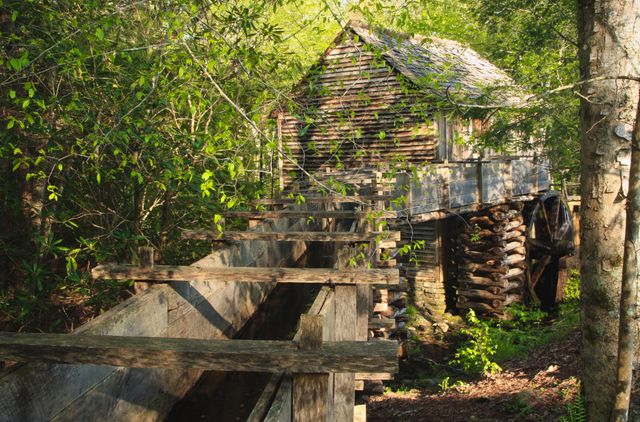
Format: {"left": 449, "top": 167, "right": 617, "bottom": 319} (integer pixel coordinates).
{"left": 450, "top": 309, "right": 502, "bottom": 374}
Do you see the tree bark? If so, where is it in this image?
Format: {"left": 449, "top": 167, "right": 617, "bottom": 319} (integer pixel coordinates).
{"left": 578, "top": 1, "right": 640, "bottom": 420}
{"left": 610, "top": 92, "right": 640, "bottom": 422}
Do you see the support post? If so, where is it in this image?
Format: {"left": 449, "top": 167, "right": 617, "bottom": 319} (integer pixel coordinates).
{"left": 333, "top": 285, "right": 356, "bottom": 421}
{"left": 293, "top": 315, "right": 328, "bottom": 422}
{"left": 135, "top": 246, "right": 154, "bottom": 293}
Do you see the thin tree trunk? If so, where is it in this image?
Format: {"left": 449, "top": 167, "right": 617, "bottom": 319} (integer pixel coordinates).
{"left": 611, "top": 92, "right": 640, "bottom": 422}
{"left": 577, "top": 0, "right": 640, "bottom": 420}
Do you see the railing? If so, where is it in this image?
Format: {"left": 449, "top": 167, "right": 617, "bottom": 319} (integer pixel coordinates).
{"left": 393, "top": 158, "right": 551, "bottom": 219}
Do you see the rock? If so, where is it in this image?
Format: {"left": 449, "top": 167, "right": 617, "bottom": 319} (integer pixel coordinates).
{"left": 442, "top": 313, "right": 464, "bottom": 328}
{"left": 373, "top": 302, "right": 388, "bottom": 313}
{"left": 414, "top": 315, "right": 432, "bottom": 331}
{"left": 433, "top": 322, "right": 449, "bottom": 333}
{"left": 380, "top": 307, "right": 395, "bottom": 318}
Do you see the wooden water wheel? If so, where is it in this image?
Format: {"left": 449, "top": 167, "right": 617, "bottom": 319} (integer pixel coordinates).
{"left": 525, "top": 191, "right": 575, "bottom": 309}
{"left": 455, "top": 192, "right": 575, "bottom": 316}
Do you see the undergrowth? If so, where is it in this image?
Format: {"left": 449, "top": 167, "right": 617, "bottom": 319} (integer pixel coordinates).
{"left": 560, "top": 394, "right": 586, "bottom": 422}
{"left": 450, "top": 270, "right": 581, "bottom": 373}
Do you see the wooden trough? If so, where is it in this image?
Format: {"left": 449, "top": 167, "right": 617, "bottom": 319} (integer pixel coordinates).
{"left": 0, "top": 218, "right": 314, "bottom": 421}
{"left": 0, "top": 210, "right": 400, "bottom": 421}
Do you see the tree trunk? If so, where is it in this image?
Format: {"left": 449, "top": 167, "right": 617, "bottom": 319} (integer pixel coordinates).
{"left": 577, "top": 1, "right": 640, "bottom": 420}
{"left": 610, "top": 92, "right": 640, "bottom": 422}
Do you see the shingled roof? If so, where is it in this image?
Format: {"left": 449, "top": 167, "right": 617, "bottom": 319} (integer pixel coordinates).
{"left": 346, "top": 21, "right": 522, "bottom": 104}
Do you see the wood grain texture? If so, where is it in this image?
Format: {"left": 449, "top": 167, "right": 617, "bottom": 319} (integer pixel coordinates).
{"left": 0, "top": 286, "right": 169, "bottom": 422}
{"left": 92, "top": 264, "right": 399, "bottom": 286}
{"left": 293, "top": 315, "right": 328, "bottom": 422}
{"left": 333, "top": 285, "right": 357, "bottom": 422}
{"left": 0, "top": 332, "right": 398, "bottom": 374}
{"left": 251, "top": 195, "right": 393, "bottom": 205}
{"left": 225, "top": 210, "right": 397, "bottom": 219}
{"left": 264, "top": 376, "right": 293, "bottom": 422}
{"left": 181, "top": 229, "right": 401, "bottom": 242}
{"left": 247, "top": 373, "right": 283, "bottom": 422}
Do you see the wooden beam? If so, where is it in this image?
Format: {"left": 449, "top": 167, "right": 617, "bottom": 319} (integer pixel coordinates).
{"left": 293, "top": 315, "right": 328, "bottom": 422}
{"left": 0, "top": 332, "right": 399, "bottom": 374}
{"left": 247, "top": 373, "right": 282, "bottom": 422}
{"left": 92, "top": 264, "right": 399, "bottom": 286}
{"left": 181, "top": 230, "right": 401, "bottom": 242}
{"left": 356, "top": 372, "right": 394, "bottom": 381}
{"left": 251, "top": 195, "right": 393, "bottom": 205}
{"left": 224, "top": 210, "right": 397, "bottom": 219}
{"left": 334, "top": 285, "right": 357, "bottom": 421}
{"left": 264, "top": 376, "right": 292, "bottom": 422}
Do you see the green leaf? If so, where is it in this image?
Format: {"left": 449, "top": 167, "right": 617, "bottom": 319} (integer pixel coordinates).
{"left": 96, "top": 172, "right": 101, "bottom": 184}
{"left": 95, "top": 28, "right": 104, "bottom": 41}
{"left": 9, "top": 90, "right": 15, "bottom": 99}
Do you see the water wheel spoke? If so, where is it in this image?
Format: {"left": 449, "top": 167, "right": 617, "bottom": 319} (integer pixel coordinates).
{"left": 529, "top": 238, "right": 551, "bottom": 252}
{"left": 530, "top": 255, "right": 551, "bottom": 290}
{"left": 539, "top": 201, "right": 553, "bottom": 240}
{"left": 552, "top": 239, "right": 575, "bottom": 256}
{"left": 554, "top": 200, "right": 561, "bottom": 234}
{"left": 528, "top": 238, "right": 551, "bottom": 259}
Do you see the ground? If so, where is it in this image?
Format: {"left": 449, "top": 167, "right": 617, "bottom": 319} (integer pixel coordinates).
{"left": 367, "top": 326, "right": 581, "bottom": 421}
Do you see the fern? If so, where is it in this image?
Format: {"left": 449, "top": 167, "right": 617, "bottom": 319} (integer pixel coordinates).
{"left": 560, "top": 394, "right": 586, "bottom": 422}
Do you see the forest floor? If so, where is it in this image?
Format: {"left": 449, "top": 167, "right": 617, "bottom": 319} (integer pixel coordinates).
{"left": 367, "top": 315, "right": 582, "bottom": 421}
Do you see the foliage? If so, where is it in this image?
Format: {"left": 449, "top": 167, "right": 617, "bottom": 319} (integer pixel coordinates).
{"left": 563, "top": 269, "right": 581, "bottom": 302}
{"left": 505, "top": 393, "right": 535, "bottom": 417}
{"left": 438, "top": 376, "right": 466, "bottom": 392}
{"left": 450, "top": 309, "right": 502, "bottom": 374}
{"left": 468, "top": 0, "right": 580, "bottom": 180}
{"left": 452, "top": 270, "right": 581, "bottom": 371}
{"left": 560, "top": 394, "right": 586, "bottom": 422}
{"left": 0, "top": 0, "right": 316, "bottom": 331}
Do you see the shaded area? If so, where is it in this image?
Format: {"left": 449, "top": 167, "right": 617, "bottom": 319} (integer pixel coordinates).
{"left": 165, "top": 282, "right": 320, "bottom": 421}
{"left": 368, "top": 332, "right": 581, "bottom": 422}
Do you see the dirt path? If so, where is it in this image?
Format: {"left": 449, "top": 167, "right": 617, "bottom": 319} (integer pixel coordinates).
{"left": 368, "top": 331, "right": 580, "bottom": 421}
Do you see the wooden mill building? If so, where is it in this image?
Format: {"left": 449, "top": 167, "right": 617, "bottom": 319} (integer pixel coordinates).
{"left": 274, "top": 21, "right": 572, "bottom": 317}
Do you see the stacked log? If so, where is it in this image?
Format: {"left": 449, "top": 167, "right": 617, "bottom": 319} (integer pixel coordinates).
{"left": 370, "top": 278, "right": 410, "bottom": 339}
{"left": 456, "top": 203, "right": 526, "bottom": 316}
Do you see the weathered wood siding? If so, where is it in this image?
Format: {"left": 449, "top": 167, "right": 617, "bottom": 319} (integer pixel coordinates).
{"left": 0, "top": 219, "right": 310, "bottom": 422}
{"left": 279, "top": 32, "right": 437, "bottom": 188}
{"left": 400, "top": 222, "right": 445, "bottom": 315}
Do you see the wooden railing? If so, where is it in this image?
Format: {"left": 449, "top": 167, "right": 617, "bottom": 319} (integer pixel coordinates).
{"left": 391, "top": 158, "right": 550, "bottom": 220}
